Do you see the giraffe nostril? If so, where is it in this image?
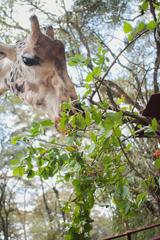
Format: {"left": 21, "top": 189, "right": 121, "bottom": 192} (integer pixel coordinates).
{"left": 22, "top": 56, "right": 40, "bottom": 66}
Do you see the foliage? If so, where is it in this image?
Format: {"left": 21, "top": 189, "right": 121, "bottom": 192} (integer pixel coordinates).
{"left": 10, "top": 45, "right": 160, "bottom": 239}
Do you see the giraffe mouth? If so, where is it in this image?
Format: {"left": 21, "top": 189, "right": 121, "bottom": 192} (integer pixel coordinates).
{"left": 22, "top": 55, "right": 40, "bottom": 66}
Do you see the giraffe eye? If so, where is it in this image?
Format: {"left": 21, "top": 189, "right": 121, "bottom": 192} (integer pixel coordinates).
{"left": 0, "top": 51, "right": 6, "bottom": 59}
{"left": 22, "top": 56, "right": 40, "bottom": 66}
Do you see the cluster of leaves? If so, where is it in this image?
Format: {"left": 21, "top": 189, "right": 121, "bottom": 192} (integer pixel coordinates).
{"left": 123, "top": 0, "right": 159, "bottom": 41}
{"left": 9, "top": 103, "right": 150, "bottom": 239}
{"left": 13, "top": 110, "right": 160, "bottom": 238}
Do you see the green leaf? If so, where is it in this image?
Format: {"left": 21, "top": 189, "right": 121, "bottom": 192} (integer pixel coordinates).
{"left": 89, "top": 132, "right": 97, "bottom": 143}
{"left": 103, "top": 118, "right": 113, "bottom": 130}
{"left": 114, "top": 127, "right": 121, "bottom": 137}
{"left": 155, "top": 158, "right": 160, "bottom": 169}
{"left": 10, "top": 159, "right": 20, "bottom": 166}
{"left": 36, "top": 147, "right": 47, "bottom": 155}
{"left": 61, "top": 101, "right": 72, "bottom": 111}
{"left": 92, "top": 67, "right": 101, "bottom": 77}
{"left": 72, "top": 179, "right": 79, "bottom": 187}
{"left": 141, "top": 1, "right": 149, "bottom": 11}
{"left": 127, "top": 33, "right": 134, "bottom": 41}
{"left": 27, "top": 169, "right": 35, "bottom": 178}
{"left": 151, "top": 118, "right": 158, "bottom": 133}
{"left": 126, "top": 143, "right": 132, "bottom": 151}
{"left": 11, "top": 135, "right": 22, "bottom": 144}
{"left": 103, "top": 112, "right": 122, "bottom": 129}
{"left": 123, "top": 22, "right": 133, "bottom": 33}
{"left": 85, "top": 111, "right": 92, "bottom": 125}
{"left": 105, "top": 129, "right": 113, "bottom": 138}
{"left": 29, "top": 122, "right": 41, "bottom": 136}
{"left": 84, "top": 222, "right": 92, "bottom": 232}
{"left": 147, "top": 20, "right": 157, "bottom": 30}
{"left": 40, "top": 119, "right": 53, "bottom": 127}
{"left": 66, "top": 146, "right": 76, "bottom": 152}
{"left": 13, "top": 166, "right": 25, "bottom": 177}
{"left": 74, "top": 114, "right": 86, "bottom": 129}
{"left": 83, "top": 88, "right": 92, "bottom": 98}
{"left": 86, "top": 67, "right": 101, "bottom": 82}
{"left": 116, "top": 97, "right": 125, "bottom": 105}
{"left": 136, "top": 192, "right": 147, "bottom": 207}
{"left": 68, "top": 54, "right": 85, "bottom": 66}
{"left": 91, "top": 107, "right": 102, "bottom": 124}
{"left": 64, "top": 173, "right": 71, "bottom": 181}
{"left": 136, "top": 22, "right": 146, "bottom": 32}
{"left": 144, "top": 127, "right": 155, "bottom": 136}
{"left": 86, "top": 72, "right": 93, "bottom": 82}
{"left": 98, "top": 101, "right": 109, "bottom": 110}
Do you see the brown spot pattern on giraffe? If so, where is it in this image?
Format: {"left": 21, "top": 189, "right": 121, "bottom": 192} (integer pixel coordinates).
{"left": 28, "top": 82, "right": 39, "bottom": 92}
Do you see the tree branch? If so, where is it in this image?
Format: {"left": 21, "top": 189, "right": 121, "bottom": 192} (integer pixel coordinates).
{"left": 90, "top": 29, "right": 149, "bottom": 102}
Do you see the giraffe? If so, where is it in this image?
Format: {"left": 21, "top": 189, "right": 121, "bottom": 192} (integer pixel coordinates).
{"left": 0, "top": 15, "right": 78, "bottom": 122}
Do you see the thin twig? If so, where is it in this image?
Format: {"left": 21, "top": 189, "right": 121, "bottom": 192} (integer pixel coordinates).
{"left": 90, "top": 30, "right": 149, "bottom": 101}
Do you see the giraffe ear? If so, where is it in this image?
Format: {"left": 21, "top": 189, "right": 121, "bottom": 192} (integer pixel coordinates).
{"left": 30, "top": 15, "right": 42, "bottom": 43}
{"left": 0, "top": 43, "right": 16, "bottom": 61}
{"left": 43, "top": 25, "right": 54, "bottom": 40}
{"left": 142, "top": 93, "right": 160, "bottom": 121}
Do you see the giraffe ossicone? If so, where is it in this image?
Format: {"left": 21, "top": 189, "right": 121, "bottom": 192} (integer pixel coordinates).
{"left": 0, "top": 15, "right": 78, "bottom": 121}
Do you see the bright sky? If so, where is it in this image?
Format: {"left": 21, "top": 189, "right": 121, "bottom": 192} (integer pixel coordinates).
{"left": 14, "top": 0, "right": 73, "bottom": 29}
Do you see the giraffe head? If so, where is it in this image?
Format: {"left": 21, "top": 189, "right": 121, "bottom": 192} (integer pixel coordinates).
{"left": 21, "top": 16, "right": 67, "bottom": 82}
{"left": 0, "top": 15, "right": 78, "bottom": 121}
